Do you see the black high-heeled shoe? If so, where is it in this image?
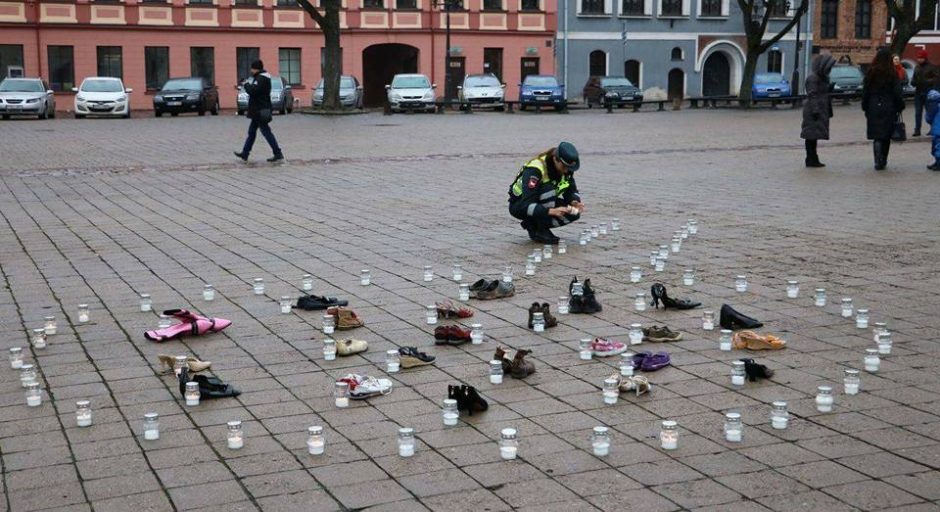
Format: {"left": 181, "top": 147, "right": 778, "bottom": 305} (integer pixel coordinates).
{"left": 741, "top": 358, "right": 774, "bottom": 381}
{"left": 448, "top": 385, "right": 467, "bottom": 413}
{"left": 464, "top": 385, "right": 488, "bottom": 415}
{"left": 719, "top": 304, "right": 763, "bottom": 330}
{"left": 650, "top": 283, "right": 701, "bottom": 310}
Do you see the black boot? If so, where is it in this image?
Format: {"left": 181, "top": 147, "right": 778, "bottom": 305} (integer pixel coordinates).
{"left": 521, "top": 220, "right": 539, "bottom": 241}
{"left": 719, "top": 304, "right": 763, "bottom": 330}
{"left": 805, "top": 140, "right": 825, "bottom": 167}
{"left": 535, "top": 227, "right": 560, "bottom": 244}
{"left": 873, "top": 141, "right": 885, "bottom": 170}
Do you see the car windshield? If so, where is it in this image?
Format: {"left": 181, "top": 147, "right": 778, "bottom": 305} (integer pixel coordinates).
{"left": 0, "top": 80, "right": 44, "bottom": 92}
{"left": 524, "top": 76, "right": 558, "bottom": 87}
{"left": 392, "top": 76, "right": 430, "bottom": 89}
{"left": 831, "top": 67, "right": 862, "bottom": 79}
{"left": 465, "top": 76, "right": 500, "bottom": 87}
{"left": 161, "top": 79, "right": 202, "bottom": 91}
{"left": 82, "top": 80, "right": 123, "bottom": 92}
{"left": 315, "top": 77, "right": 357, "bottom": 89}
{"left": 754, "top": 74, "right": 784, "bottom": 84}
{"left": 599, "top": 77, "right": 634, "bottom": 87}
{"left": 270, "top": 77, "right": 283, "bottom": 90}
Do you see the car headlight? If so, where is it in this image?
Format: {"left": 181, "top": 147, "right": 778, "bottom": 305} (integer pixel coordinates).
{"left": 76, "top": 95, "right": 86, "bottom": 102}
{"left": 186, "top": 93, "right": 199, "bottom": 100}
{"left": 154, "top": 95, "right": 164, "bottom": 102}
{"left": 118, "top": 95, "right": 127, "bottom": 102}
{"left": 521, "top": 91, "right": 532, "bottom": 97}
{"left": 26, "top": 98, "right": 40, "bottom": 103}
{"left": 423, "top": 91, "right": 434, "bottom": 100}
{"left": 390, "top": 93, "right": 402, "bottom": 101}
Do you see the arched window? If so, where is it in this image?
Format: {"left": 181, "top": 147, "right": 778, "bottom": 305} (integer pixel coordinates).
{"left": 589, "top": 50, "right": 607, "bottom": 77}
{"left": 671, "top": 47, "right": 683, "bottom": 61}
{"left": 767, "top": 49, "right": 782, "bottom": 73}
{"left": 624, "top": 60, "right": 641, "bottom": 86}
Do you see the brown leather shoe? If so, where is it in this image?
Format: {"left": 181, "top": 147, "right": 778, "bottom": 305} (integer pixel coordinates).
{"left": 541, "top": 302, "right": 558, "bottom": 328}
{"left": 327, "top": 306, "right": 364, "bottom": 330}
{"left": 509, "top": 349, "right": 536, "bottom": 379}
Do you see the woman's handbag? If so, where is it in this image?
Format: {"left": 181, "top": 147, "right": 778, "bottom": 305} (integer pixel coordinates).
{"left": 892, "top": 112, "right": 907, "bottom": 141}
{"left": 258, "top": 108, "right": 273, "bottom": 124}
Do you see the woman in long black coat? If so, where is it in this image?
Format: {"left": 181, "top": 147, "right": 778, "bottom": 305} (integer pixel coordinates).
{"left": 862, "top": 48, "right": 905, "bottom": 170}
{"left": 801, "top": 54, "right": 836, "bottom": 167}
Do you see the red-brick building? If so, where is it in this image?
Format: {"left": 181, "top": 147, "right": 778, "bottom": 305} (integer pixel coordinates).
{"left": 0, "top": 0, "right": 556, "bottom": 110}
{"left": 812, "top": 0, "right": 889, "bottom": 68}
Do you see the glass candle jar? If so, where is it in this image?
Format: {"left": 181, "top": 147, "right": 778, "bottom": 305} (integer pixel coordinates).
{"left": 634, "top": 293, "right": 647, "bottom": 312}
{"left": 426, "top": 305, "right": 438, "bottom": 325}
{"left": 386, "top": 350, "right": 400, "bottom": 373}
{"left": 453, "top": 264, "right": 464, "bottom": 281}
{"left": 670, "top": 238, "right": 681, "bottom": 253}
{"left": 843, "top": 368, "right": 860, "bottom": 395}
{"left": 592, "top": 426, "right": 611, "bottom": 456}
{"left": 877, "top": 331, "right": 893, "bottom": 355}
{"left": 227, "top": 420, "right": 244, "bottom": 449}
{"left": 77, "top": 304, "right": 89, "bottom": 323}
{"left": 442, "top": 399, "right": 459, "bottom": 427}
{"left": 173, "top": 355, "right": 188, "bottom": 375}
{"left": 724, "top": 412, "right": 743, "bottom": 442}
{"left": 611, "top": 218, "right": 621, "bottom": 231}
{"left": 20, "top": 364, "right": 37, "bottom": 388}
{"left": 872, "top": 322, "right": 887, "bottom": 343}
{"left": 660, "top": 421, "right": 678, "bottom": 450}
{"left": 654, "top": 256, "right": 665, "bottom": 272}
{"left": 771, "top": 401, "right": 789, "bottom": 429}
{"left": 649, "top": 251, "right": 658, "bottom": 267}
{"left": 680, "top": 225, "right": 690, "bottom": 239}
{"left": 302, "top": 274, "right": 314, "bottom": 291}
{"left": 32, "top": 328, "right": 47, "bottom": 349}
{"left": 502, "top": 265, "right": 513, "bottom": 283}
{"left": 279, "top": 296, "right": 292, "bottom": 314}
{"left": 158, "top": 314, "right": 172, "bottom": 329}
{"left": 499, "top": 428, "right": 519, "bottom": 460}
{"left": 856, "top": 309, "right": 870, "bottom": 329}
{"left": 203, "top": 285, "right": 215, "bottom": 302}
{"left": 571, "top": 281, "right": 584, "bottom": 296}
{"left": 719, "top": 329, "right": 733, "bottom": 351}
{"left": 688, "top": 220, "right": 698, "bottom": 234}
{"left": 731, "top": 361, "right": 746, "bottom": 386}
{"left": 307, "top": 426, "right": 325, "bottom": 455}
{"left": 532, "top": 312, "right": 545, "bottom": 333}
{"left": 557, "top": 296, "right": 570, "bottom": 315}
{"left": 628, "top": 324, "right": 643, "bottom": 345}
{"left": 360, "top": 269, "right": 371, "bottom": 286}
{"left": 579, "top": 338, "right": 593, "bottom": 361}
{"left": 185, "top": 381, "right": 200, "bottom": 406}
{"left": 683, "top": 269, "right": 694, "bottom": 286}
{"left": 525, "top": 256, "right": 536, "bottom": 276}
{"left": 590, "top": 225, "right": 600, "bottom": 238}
{"left": 543, "top": 244, "right": 553, "bottom": 259}
{"left": 323, "top": 339, "right": 336, "bottom": 361}
{"left": 735, "top": 275, "right": 747, "bottom": 293}
{"left": 786, "top": 280, "right": 799, "bottom": 298}
{"left": 532, "top": 249, "right": 542, "bottom": 264}
{"left": 253, "top": 278, "right": 265, "bottom": 295}
{"left": 490, "top": 360, "right": 504, "bottom": 384}
{"left": 323, "top": 314, "right": 335, "bottom": 335}
{"left": 458, "top": 283, "right": 470, "bottom": 302}
{"left": 630, "top": 266, "right": 642, "bottom": 283}
{"left": 139, "top": 294, "right": 152, "bottom": 313}
{"left": 841, "top": 298, "right": 854, "bottom": 317}
{"left": 815, "top": 386, "right": 834, "bottom": 413}
{"left": 864, "top": 348, "right": 880, "bottom": 372}
{"left": 25, "top": 382, "right": 42, "bottom": 407}
{"left": 470, "top": 324, "right": 483, "bottom": 345}
{"left": 43, "top": 316, "right": 57, "bottom": 336}
{"left": 558, "top": 239, "right": 567, "bottom": 254}
{"left": 658, "top": 245, "right": 669, "bottom": 259}
{"left": 620, "top": 352, "right": 635, "bottom": 377}
{"left": 9, "top": 347, "right": 23, "bottom": 369}
{"left": 579, "top": 230, "right": 590, "bottom": 246}
{"left": 398, "top": 427, "right": 416, "bottom": 457}
{"left": 602, "top": 377, "right": 619, "bottom": 405}
{"left": 702, "top": 310, "right": 715, "bottom": 331}
{"left": 75, "top": 400, "right": 92, "bottom": 427}
{"left": 334, "top": 382, "right": 349, "bottom": 408}
{"left": 143, "top": 413, "right": 160, "bottom": 441}
{"left": 814, "top": 288, "right": 826, "bottom": 307}
{"left": 424, "top": 266, "right": 434, "bottom": 282}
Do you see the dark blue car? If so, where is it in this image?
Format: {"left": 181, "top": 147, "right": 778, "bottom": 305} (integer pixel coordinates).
{"left": 519, "top": 75, "right": 566, "bottom": 111}
{"left": 751, "top": 73, "right": 791, "bottom": 99}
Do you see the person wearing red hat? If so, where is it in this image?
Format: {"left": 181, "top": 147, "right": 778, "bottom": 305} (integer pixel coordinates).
{"left": 911, "top": 48, "right": 939, "bottom": 136}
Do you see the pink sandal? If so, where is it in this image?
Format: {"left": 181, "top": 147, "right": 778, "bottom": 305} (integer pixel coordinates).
{"left": 144, "top": 309, "right": 232, "bottom": 342}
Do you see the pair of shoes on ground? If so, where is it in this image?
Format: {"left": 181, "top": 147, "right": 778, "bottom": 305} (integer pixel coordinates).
{"left": 470, "top": 279, "right": 515, "bottom": 300}
{"left": 448, "top": 384, "right": 488, "bottom": 415}
{"left": 521, "top": 220, "right": 560, "bottom": 245}
{"left": 569, "top": 277, "right": 602, "bottom": 314}
{"left": 732, "top": 330, "right": 786, "bottom": 350}
{"left": 234, "top": 151, "right": 284, "bottom": 163}
{"left": 336, "top": 339, "right": 368, "bottom": 356}
{"left": 720, "top": 304, "right": 764, "bottom": 330}
{"left": 631, "top": 352, "right": 671, "bottom": 372}
{"left": 436, "top": 299, "right": 474, "bottom": 319}
{"left": 177, "top": 367, "right": 241, "bottom": 399}
{"left": 145, "top": 309, "right": 232, "bottom": 342}
{"left": 337, "top": 374, "right": 393, "bottom": 399}
{"left": 527, "top": 302, "right": 558, "bottom": 329}
{"left": 643, "top": 326, "right": 682, "bottom": 342}
{"left": 650, "top": 283, "right": 701, "bottom": 310}
{"left": 159, "top": 354, "right": 211, "bottom": 374}
{"left": 608, "top": 373, "right": 651, "bottom": 396}
{"left": 295, "top": 294, "right": 349, "bottom": 310}
{"left": 741, "top": 358, "right": 774, "bottom": 381}
{"left": 591, "top": 338, "right": 628, "bottom": 357}
{"left": 435, "top": 325, "right": 472, "bottom": 345}
{"left": 399, "top": 346, "right": 435, "bottom": 368}
{"left": 326, "top": 306, "right": 364, "bottom": 330}
{"left": 494, "top": 346, "right": 536, "bottom": 379}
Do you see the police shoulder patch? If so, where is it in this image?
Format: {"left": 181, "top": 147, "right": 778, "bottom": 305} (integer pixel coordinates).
{"left": 527, "top": 176, "right": 539, "bottom": 189}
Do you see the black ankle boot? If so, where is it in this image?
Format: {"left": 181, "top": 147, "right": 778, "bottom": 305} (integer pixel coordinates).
{"left": 465, "top": 386, "right": 488, "bottom": 415}
{"left": 719, "top": 304, "right": 763, "bottom": 330}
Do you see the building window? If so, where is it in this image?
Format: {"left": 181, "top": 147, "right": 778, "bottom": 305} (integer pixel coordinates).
{"left": 396, "top": 0, "right": 417, "bottom": 8}
{"left": 855, "top": 0, "right": 871, "bottom": 38}
{"left": 144, "top": 47, "right": 169, "bottom": 90}
{"left": 671, "top": 47, "right": 683, "bottom": 60}
{"left": 233, "top": 0, "right": 257, "bottom": 5}
{"left": 589, "top": 50, "right": 607, "bottom": 76}
{"left": 581, "top": 0, "right": 605, "bottom": 14}
{"left": 276, "top": 0, "right": 298, "bottom": 6}
{"left": 701, "top": 0, "right": 721, "bottom": 16}
{"left": 768, "top": 0, "right": 788, "bottom": 17}
{"left": 624, "top": 59, "right": 640, "bottom": 86}
{"left": 190, "top": 47, "right": 215, "bottom": 85}
{"left": 661, "top": 0, "right": 682, "bottom": 16}
{"left": 362, "top": 0, "right": 383, "bottom": 7}
{"left": 96, "top": 46, "right": 122, "bottom": 79}
{"left": 521, "top": 0, "right": 539, "bottom": 10}
{"left": 279, "top": 48, "right": 301, "bottom": 85}
{"left": 188, "top": 0, "right": 213, "bottom": 4}
{"left": 821, "top": 0, "right": 838, "bottom": 39}
{"left": 484, "top": 48, "right": 503, "bottom": 81}
{"left": 0, "top": 44, "right": 24, "bottom": 81}
{"left": 483, "top": 0, "right": 502, "bottom": 10}
{"left": 48, "top": 46, "right": 74, "bottom": 91}
{"left": 767, "top": 49, "right": 782, "bottom": 72}
{"left": 521, "top": 57, "right": 539, "bottom": 81}
{"left": 622, "top": 0, "right": 644, "bottom": 15}
{"left": 236, "top": 47, "right": 259, "bottom": 82}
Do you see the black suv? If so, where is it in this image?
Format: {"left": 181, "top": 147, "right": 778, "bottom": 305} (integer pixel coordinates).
{"left": 582, "top": 76, "right": 643, "bottom": 108}
{"left": 153, "top": 77, "right": 220, "bottom": 117}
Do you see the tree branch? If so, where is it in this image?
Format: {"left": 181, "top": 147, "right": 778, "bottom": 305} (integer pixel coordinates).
{"left": 758, "top": 0, "right": 808, "bottom": 53}
{"left": 296, "top": 0, "right": 325, "bottom": 26}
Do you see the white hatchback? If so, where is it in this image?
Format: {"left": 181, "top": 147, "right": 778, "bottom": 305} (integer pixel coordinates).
{"left": 385, "top": 74, "right": 436, "bottom": 113}
{"left": 73, "top": 77, "right": 132, "bottom": 118}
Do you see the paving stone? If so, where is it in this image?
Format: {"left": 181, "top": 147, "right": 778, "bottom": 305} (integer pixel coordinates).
{"left": 823, "top": 480, "right": 924, "bottom": 510}
{"left": 652, "top": 478, "right": 743, "bottom": 509}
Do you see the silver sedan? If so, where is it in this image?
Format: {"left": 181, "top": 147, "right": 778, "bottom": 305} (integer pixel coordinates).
{"left": 0, "top": 78, "right": 56, "bottom": 119}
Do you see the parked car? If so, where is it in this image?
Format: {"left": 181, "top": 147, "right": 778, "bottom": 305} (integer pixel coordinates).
{"left": 751, "top": 72, "right": 791, "bottom": 99}
{"left": 830, "top": 65, "right": 864, "bottom": 96}
{"left": 385, "top": 73, "right": 436, "bottom": 113}
{"left": 457, "top": 73, "right": 505, "bottom": 110}
{"left": 519, "top": 75, "right": 566, "bottom": 111}
{"left": 582, "top": 76, "right": 642, "bottom": 108}
{"left": 237, "top": 76, "right": 294, "bottom": 115}
{"left": 312, "top": 75, "right": 363, "bottom": 109}
{"left": 0, "top": 77, "right": 55, "bottom": 120}
{"left": 72, "top": 77, "right": 132, "bottom": 118}
{"left": 153, "top": 77, "right": 219, "bottom": 117}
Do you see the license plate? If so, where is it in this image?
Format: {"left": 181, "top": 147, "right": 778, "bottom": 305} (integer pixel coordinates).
{"left": 8, "top": 105, "right": 21, "bottom": 110}
{"left": 168, "top": 101, "right": 182, "bottom": 106}
{"left": 537, "top": 96, "right": 549, "bottom": 101}
{"left": 768, "top": 93, "right": 780, "bottom": 97}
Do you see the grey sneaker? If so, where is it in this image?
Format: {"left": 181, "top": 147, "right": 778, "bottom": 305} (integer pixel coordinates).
{"left": 642, "top": 326, "right": 682, "bottom": 342}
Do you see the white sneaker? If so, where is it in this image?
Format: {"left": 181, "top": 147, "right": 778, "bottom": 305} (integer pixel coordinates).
{"left": 339, "top": 374, "right": 393, "bottom": 400}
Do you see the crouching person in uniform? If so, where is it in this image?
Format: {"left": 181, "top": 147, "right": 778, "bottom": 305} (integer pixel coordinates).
{"left": 508, "top": 141, "right": 585, "bottom": 244}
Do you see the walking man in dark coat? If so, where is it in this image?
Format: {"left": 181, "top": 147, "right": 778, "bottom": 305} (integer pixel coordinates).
{"left": 235, "top": 60, "right": 284, "bottom": 163}
{"left": 911, "top": 48, "right": 939, "bottom": 137}
{"left": 801, "top": 54, "right": 835, "bottom": 167}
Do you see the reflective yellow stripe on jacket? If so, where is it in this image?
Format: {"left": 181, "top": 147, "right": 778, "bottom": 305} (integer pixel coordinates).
{"left": 511, "top": 155, "right": 571, "bottom": 197}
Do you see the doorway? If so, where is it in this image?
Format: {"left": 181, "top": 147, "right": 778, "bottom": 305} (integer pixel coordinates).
{"left": 520, "top": 57, "right": 539, "bottom": 83}
{"left": 446, "top": 56, "right": 465, "bottom": 101}
{"left": 668, "top": 68, "right": 684, "bottom": 100}
{"left": 484, "top": 48, "right": 503, "bottom": 81}
{"left": 702, "top": 51, "right": 731, "bottom": 96}
{"left": 362, "top": 43, "right": 419, "bottom": 107}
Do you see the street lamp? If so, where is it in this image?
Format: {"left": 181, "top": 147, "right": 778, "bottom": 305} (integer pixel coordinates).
{"left": 433, "top": 0, "right": 462, "bottom": 104}
{"left": 792, "top": 0, "right": 803, "bottom": 95}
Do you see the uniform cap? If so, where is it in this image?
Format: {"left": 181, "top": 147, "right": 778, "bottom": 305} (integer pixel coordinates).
{"left": 557, "top": 141, "right": 580, "bottom": 171}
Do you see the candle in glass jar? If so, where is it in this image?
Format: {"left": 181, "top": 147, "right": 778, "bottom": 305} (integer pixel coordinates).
{"left": 502, "top": 265, "right": 512, "bottom": 283}
{"left": 649, "top": 251, "right": 658, "bottom": 267}
{"left": 302, "top": 274, "right": 314, "bottom": 290}
{"left": 227, "top": 420, "right": 244, "bottom": 449}
{"left": 630, "top": 266, "right": 642, "bottom": 283}
{"left": 470, "top": 324, "right": 483, "bottom": 344}
{"left": 424, "top": 266, "right": 434, "bottom": 282}
{"left": 143, "top": 413, "right": 160, "bottom": 440}
{"left": 25, "top": 382, "right": 42, "bottom": 407}
{"left": 719, "top": 329, "right": 733, "bottom": 351}
{"left": 453, "top": 264, "right": 463, "bottom": 281}
{"left": 385, "top": 350, "right": 400, "bottom": 373}
{"left": 864, "top": 349, "right": 880, "bottom": 372}
{"left": 525, "top": 256, "right": 536, "bottom": 276}
{"left": 279, "top": 296, "right": 292, "bottom": 314}
{"left": 307, "top": 426, "right": 325, "bottom": 455}
{"left": 771, "top": 401, "right": 788, "bottom": 429}
{"left": 611, "top": 218, "right": 621, "bottom": 231}
{"left": 360, "top": 269, "right": 371, "bottom": 286}
{"left": 620, "top": 352, "right": 635, "bottom": 377}
{"left": 877, "top": 331, "right": 892, "bottom": 355}
{"left": 458, "top": 283, "right": 470, "bottom": 302}
{"left": 786, "top": 280, "right": 799, "bottom": 298}
{"left": 32, "top": 328, "right": 47, "bottom": 349}
{"left": 735, "top": 275, "right": 747, "bottom": 292}
{"left": 683, "top": 269, "right": 694, "bottom": 286}
{"left": 77, "top": 304, "right": 90, "bottom": 323}
{"left": 660, "top": 421, "right": 678, "bottom": 450}
{"left": 334, "top": 381, "right": 349, "bottom": 407}
{"left": 557, "top": 296, "right": 569, "bottom": 315}
{"left": 602, "top": 378, "right": 619, "bottom": 405}
{"left": 185, "top": 381, "right": 200, "bottom": 406}
{"left": 532, "top": 249, "right": 542, "bottom": 264}
{"left": 442, "top": 399, "right": 459, "bottom": 426}
{"left": 591, "top": 426, "right": 611, "bottom": 456}
{"left": 702, "top": 310, "right": 715, "bottom": 331}
{"left": 557, "top": 239, "right": 567, "bottom": 254}
{"left": 253, "top": 278, "right": 265, "bottom": 295}
{"left": 20, "top": 364, "right": 37, "bottom": 388}
{"left": 856, "top": 309, "right": 869, "bottom": 329}
{"left": 75, "top": 400, "right": 92, "bottom": 427}
{"left": 203, "top": 285, "right": 215, "bottom": 301}
{"left": 532, "top": 312, "right": 545, "bottom": 332}
{"left": 670, "top": 237, "right": 681, "bottom": 253}
{"left": 426, "top": 305, "right": 437, "bottom": 325}
{"left": 490, "top": 360, "right": 503, "bottom": 384}
{"left": 543, "top": 244, "right": 553, "bottom": 259}
{"left": 731, "top": 361, "right": 746, "bottom": 386}
{"left": 322, "top": 314, "right": 335, "bottom": 335}
{"left": 323, "top": 338, "right": 336, "bottom": 361}
{"left": 43, "top": 316, "right": 57, "bottom": 335}
{"left": 139, "top": 294, "right": 152, "bottom": 313}
{"left": 628, "top": 324, "right": 643, "bottom": 345}
{"left": 841, "top": 298, "right": 853, "bottom": 317}
{"left": 9, "top": 347, "right": 23, "bottom": 369}
{"left": 654, "top": 256, "right": 665, "bottom": 272}
{"left": 724, "top": 412, "right": 743, "bottom": 442}
{"left": 398, "top": 427, "right": 416, "bottom": 457}
{"left": 815, "top": 386, "right": 834, "bottom": 413}
{"left": 499, "top": 428, "right": 518, "bottom": 460}
{"left": 634, "top": 292, "right": 647, "bottom": 311}
{"left": 843, "top": 368, "right": 860, "bottom": 395}
{"left": 579, "top": 338, "right": 593, "bottom": 361}
{"left": 814, "top": 288, "right": 826, "bottom": 307}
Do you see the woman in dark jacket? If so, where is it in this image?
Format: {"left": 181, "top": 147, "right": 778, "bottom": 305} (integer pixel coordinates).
{"left": 801, "top": 54, "right": 835, "bottom": 167}
{"left": 234, "top": 60, "right": 284, "bottom": 163}
{"left": 862, "top": 48, "right": 905, "bottom": 170}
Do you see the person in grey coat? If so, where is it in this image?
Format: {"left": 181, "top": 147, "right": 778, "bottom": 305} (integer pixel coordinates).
{"left": 862, "top": 48, "right": 905, "bottom": 171}
{"left": 801, "top": 54, "right": 836, "bottom": 167}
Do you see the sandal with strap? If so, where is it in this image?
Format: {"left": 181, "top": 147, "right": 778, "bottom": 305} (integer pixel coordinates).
{"left": 436, "top": 300, "right": 474, "bottom": 319}
{"left": 145, "top": 309, "right": 232, "bottom": 342}
{"left": 178, "top": 367, "right": 241, "bottom": 399}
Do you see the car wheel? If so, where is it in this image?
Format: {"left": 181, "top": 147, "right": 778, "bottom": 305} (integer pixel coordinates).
{"left": 520, "top": 104, "right": 527, "bottom": 111}
{"left": 124, "top": 110, "right": 131, "bottom": 119}
{"left": 171, "top": 112, "right": 179, "bottom": 117}
{"left": 39, "top": 108, "right": 47, "bottom": 120}
{"left": 155, "top": 110, "right": 163, "bottom": 117}
{"left": 49, "top": 108, "right": 56, "bottom": 119}
{"left": 237, "top": 110, "right": 244, "bottom": 116}
{"left": 198, "top": 108, "right": 206, "bottom": 116}
{"left": 280, "top": 106, "right": 287, "bottom": 115}
{"left": 211, "top": 100, "right": 219, "bottom": 115}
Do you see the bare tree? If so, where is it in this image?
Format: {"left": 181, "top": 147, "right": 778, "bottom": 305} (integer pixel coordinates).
{"left": 887, "top": 0, "right": 938, "bottom": 56}
{"left": 296, "top": 0, "right": 342, "bottom": 110}
{"left": 736, "top": 0, "right": 808, "bottom": 106}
